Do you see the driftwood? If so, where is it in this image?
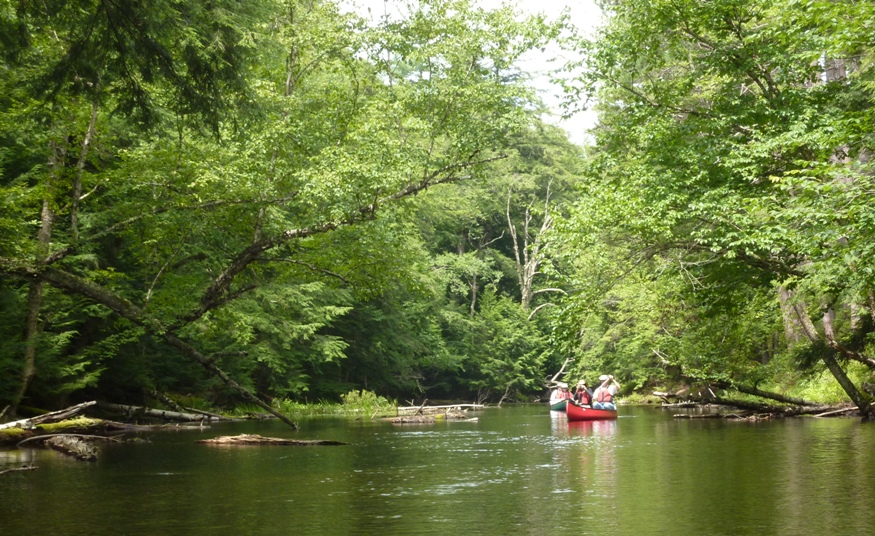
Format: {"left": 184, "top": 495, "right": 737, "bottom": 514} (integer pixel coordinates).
{"left": 45, "top": 436, "right": 98, "bottom": 461}
{"left": 196, "top": 434, "right": 345, "bottom": 446}
{"left": 99, "top": 402, "right": 218, "bottom": 422}
{"left": 812, "top": 406, "right": 859, "bottom": 418}
{"left": 673, "top": 403, "right": 850, "bottom": 420}
{"left": 17, "top": 434, "right": 121, "bottom": 449}
{"left": 674, "top": 413, "right": 740, "bottom": 419}
{"left": 0, "top": 464, "right": 37, "bottom": 476}
{"left": 391, "top": 404, "right": 479, "bottom": 423}
{"left": 713, "top": 381, "right": 820, "bottom": 407}
{"left": 660, "top": 401, "right": 701, "bottom": 408}
{"left": 1, "top": 416, "right": 216, "bottom": 447}
{"left": 0, "top": 401, "right": 96, "bottom": 430}
{"left": 143, "top": 392, "right": 235, "bottom": 421}
{"left": 396, "top": 404, "right": 483, "bottom": 415}
{"left": 387, "top": 415, "right": 437, "bottom": 424}
{"left": 693, "top": 394, "right": 848, "bottom": 417}
{"left": 183, "top": 407, "right": 234, "bottom": 420}
{"left": 653, "top": 388, "right": 695, "bottom": 403}
{"left": 705, "top": 395, "right": 781, "bottom": 413}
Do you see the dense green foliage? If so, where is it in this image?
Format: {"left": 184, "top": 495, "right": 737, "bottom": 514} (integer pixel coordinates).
{"left": 6, "top": 0, "right": 872, "bottom": 418}
{"left": 552, "top": 0, "right": 875, "bottom": 413}
{"left": 0, "top": 0, "right": 579, "bottom": 414}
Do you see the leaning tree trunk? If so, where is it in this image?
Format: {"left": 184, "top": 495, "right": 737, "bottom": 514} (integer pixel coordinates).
{"left": 36, "top": 267, "right": 299, "bottom": 429}
{"left": 791, "top": 303, "right": 873, "bottom": 418}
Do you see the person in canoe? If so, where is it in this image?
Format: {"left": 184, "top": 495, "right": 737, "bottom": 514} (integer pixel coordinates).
{"left": 592, "top": 375, "right": 620, "bottom": 410}
{"left": 549, "top": 382, "right": 571, "bottom": 406}
{"left": 573, "top": 380, "right": 592, "bottom": 406}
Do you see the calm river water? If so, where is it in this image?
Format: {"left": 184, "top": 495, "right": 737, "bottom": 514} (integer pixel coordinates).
{"left": 1, "top": 404, "right": 874, "bottom": 535}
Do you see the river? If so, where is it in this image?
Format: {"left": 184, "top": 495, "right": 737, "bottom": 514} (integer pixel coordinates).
{"left": 1, "top": 405, "right": 874, "bottom": 535}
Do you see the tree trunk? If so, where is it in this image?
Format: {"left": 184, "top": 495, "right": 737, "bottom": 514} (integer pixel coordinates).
{"left": 36, "top": 266, "right": 299, "bottom": 430}
{"left": 71, "top": 101, "right": 99, "bottom": 241}
{"left": 13, "top": 140, "right": 66, "bottom": 414}
{"left": 196, "top": 434, "right": 345, "bottom": 446}
{"left": 777, "top": 286, "right": 806, "bottom": 345}
{"left": 469, "top": 273, "right": 478, "bottom": 317}
{"left": 714, "top": 381, "right": 820, "bottom": 407}
{"left": 15, "top": 279, "right": 44, "bottom": 413}
{"left": 98, "top": 402, "right": 216, "bottom": 422}
{"left": 507, "top": 186, "right": 553, "bottom": 311}
{"left": 822, "top": 308, "right": 875, "bottom": 369}
{"left": 0, "top": 401, "right": 96, "bottom": 430}
{"left": 791, "top": 302, "right": 873, "bottom": 417}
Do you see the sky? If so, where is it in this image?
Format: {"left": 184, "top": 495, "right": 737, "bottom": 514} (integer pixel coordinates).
{"left": 343, "top": 0, "right": 603, "bottom": 145}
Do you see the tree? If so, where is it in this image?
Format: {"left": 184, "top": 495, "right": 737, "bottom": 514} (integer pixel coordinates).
{"left": 554, "top": 0, "right": 875, "bottom": 414}
{"left": 0, "top": 0, "right": 559, "bottom": 418}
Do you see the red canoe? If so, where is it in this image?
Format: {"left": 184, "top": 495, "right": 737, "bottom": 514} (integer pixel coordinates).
{"left": 566, "top": 399, "right": 617, "bottom": 421}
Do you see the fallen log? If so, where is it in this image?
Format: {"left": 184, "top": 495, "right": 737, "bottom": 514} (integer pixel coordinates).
{"left": 396, "top": 404, "right": 484, "bottom": 414}
{"left": 183, "top": 407, "right": 235, "bottom": 420}
{"left": 99, "top": 402, "right": 212, "bottom": 422}
{"left": 45, "top": 435, "right": 97, "bottom": 461}
{"left": 0, "top": 401, "right": 97, "bottom": 430}
{"left": 387, "top": 415, "right": 437, "bottom": 424}
{"left": 0, "top": 464, "right": 37, "bottom": 476}
{"left": 673, "top": 413, "right": 731, "bottom": 419}
{"left": 18, "top": 433, "right": 121, "bottom": 448}
{"left": 714, "top": 381, "right": 820, "bottom": 407}
{"left": 445, "top": 408, "right": 469, "bottom": 420}
{"left": 688, "top": 394, "right": 782, "bottom": 413}
{"left": 196, "top": 434, "right": 345, "bottom": 446}
{"left": 812, "top": 406, "right": 859, "bottom": 418}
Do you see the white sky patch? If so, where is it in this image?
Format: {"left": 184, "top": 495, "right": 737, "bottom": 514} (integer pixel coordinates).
{"left": 342, "top": 0, "right": 602, "bottom": 146}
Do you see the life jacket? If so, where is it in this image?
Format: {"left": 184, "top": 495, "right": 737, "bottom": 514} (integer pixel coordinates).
{"left": 550, "top": 390, "right": 570, "bottom": 403}
{"left": 596, "top": 388, "right": 613, "bottom": 403}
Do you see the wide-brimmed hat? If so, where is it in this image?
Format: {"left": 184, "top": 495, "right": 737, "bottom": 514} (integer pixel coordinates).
{"left": 599, "top": 374, "right": 609, "bottom": 381}
{"left": 557, "top": 382, "right": 568, "bottom": 388}
{"left": 577, "top": 381, "right": 587, "bottom": 387}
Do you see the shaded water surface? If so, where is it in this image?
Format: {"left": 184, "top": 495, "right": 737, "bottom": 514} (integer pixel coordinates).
{"left": 2, "top": 405, "right": 874, "bottom": 535}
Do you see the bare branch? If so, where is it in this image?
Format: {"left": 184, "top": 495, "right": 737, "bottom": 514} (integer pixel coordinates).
{"left": 531, "top": 288, "right": 567, "bottom": 296}
{"left": 527, "top": 302, "right": 555, "bottom": 320}
{"left": 255, "top": 257, "right": 352, "bottom": 285}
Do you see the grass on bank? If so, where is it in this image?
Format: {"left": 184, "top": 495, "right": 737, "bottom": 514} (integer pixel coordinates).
{"left": 232, "top": 390, "right": 397, "bottom": 419}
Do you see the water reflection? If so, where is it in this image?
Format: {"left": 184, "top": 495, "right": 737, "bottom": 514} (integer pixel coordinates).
{"left": 566, "top": 419, "right": 618, "bottom": 438}
{"left": 1, "top": 406, "right": 874, "bottom": 536}
{"left": 0, "top": 448, "right": 37, "bottom": 465}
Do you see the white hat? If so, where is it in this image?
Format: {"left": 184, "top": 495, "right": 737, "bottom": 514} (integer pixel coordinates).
{"left": 599, "top": 374, "right": 609, "bottom": 381}
{"left": 557, "top": 382, "right": 568, "bottom": 388}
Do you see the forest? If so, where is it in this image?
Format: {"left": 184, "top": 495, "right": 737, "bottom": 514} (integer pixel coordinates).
{"left": 1, "top": 0, "right": 874, "bottom": 421}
